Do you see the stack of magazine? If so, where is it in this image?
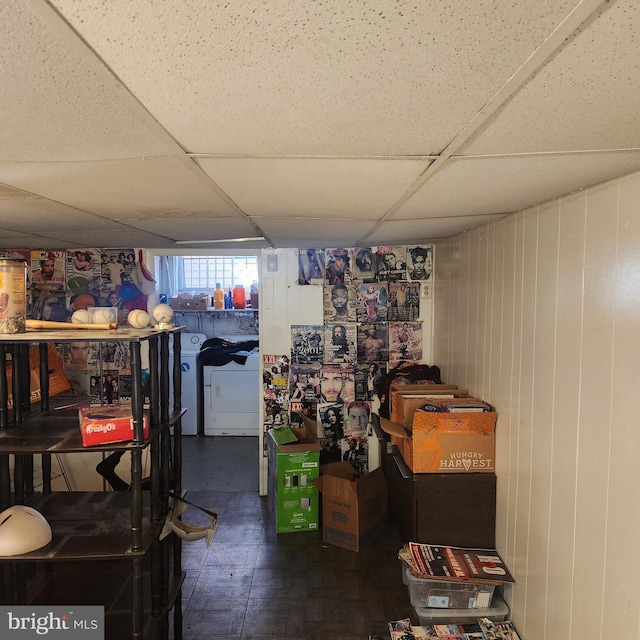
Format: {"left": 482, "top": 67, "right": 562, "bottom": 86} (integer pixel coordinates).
{"left": 373, "top": 616, "right": 521, "bottom": 639}
{"left": 416, "top": 398, "right": 493, "bottom": 414}
{"left": 399, "top": 542, "right": 516, "bottom": 586}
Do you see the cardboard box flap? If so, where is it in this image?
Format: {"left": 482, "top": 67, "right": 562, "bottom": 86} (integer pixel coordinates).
{"left": 300, "top": 413, "right": 323, "bottom": 443}
{"left": 270, "top": 414, "right": 322, "bottom": 452}
{"left": 319, "top": 461, "right": 359, "bottom": 481}
{"left": 379, "top": 417, "right": 411, "bottom": 440}
{"left": 268, "top": 426, "right": 299, "bottom": 446}
{"left": 389, "top": 384, "right": 460, "bottom": 394}
{"left": 390, "top": 389, "right": 470, "bottom": 428}
{"left": 313, "top": 461, "right": 357, "bottom": 493}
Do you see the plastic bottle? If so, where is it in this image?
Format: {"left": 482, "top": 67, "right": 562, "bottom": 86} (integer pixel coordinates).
{"left": 232, "top": 285, "right": 246, "bottom": 309}
{"left": 213, "top": 283, "right": 224, "bottom": 309}
{"left": 224, "top": 287, "right": 233, "bottom": 309}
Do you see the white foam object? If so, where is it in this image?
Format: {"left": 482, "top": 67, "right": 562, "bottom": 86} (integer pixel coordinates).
{"left": 159, "top": 501, "right": 217, "bottom": 547}
{"left": 0, "top": 505, "right": 53, "bottom": 556}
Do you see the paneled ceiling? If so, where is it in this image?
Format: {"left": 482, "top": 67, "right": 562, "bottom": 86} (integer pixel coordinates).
{"left": 1, "top": 0, "right": 639, "bottom": 250}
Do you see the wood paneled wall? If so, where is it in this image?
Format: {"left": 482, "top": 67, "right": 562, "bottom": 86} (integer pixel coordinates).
{"left": 433, "top": 171, "right": 640, "bottom": 639}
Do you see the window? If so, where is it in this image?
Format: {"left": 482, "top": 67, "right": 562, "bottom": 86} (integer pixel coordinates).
{"left": 180, "top": 256, "right": 259, "bottom": 291}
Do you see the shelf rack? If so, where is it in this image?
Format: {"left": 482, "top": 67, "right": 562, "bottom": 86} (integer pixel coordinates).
{"left": 0, "top": 327, "right": 185, "bottom": 640}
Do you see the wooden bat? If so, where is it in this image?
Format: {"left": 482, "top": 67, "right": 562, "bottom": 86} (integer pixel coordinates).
{"left": 26, "top": 320, "right": 118, "bottom": 331}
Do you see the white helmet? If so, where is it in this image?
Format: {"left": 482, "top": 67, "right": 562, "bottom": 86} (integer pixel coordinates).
{"left": 0, "top": 505, "right": 52, "bottom": 556}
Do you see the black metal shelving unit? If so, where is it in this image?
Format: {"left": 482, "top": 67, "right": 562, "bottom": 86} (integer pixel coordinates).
{"left": 0, "top": 327, "right": 185, "bottom": 640}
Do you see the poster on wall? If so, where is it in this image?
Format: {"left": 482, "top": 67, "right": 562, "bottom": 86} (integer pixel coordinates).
{"left": 324, "top": 248, "right": 353, "bottom": 285}
{"left": 319, "top": 364, "right": 355, "bottom": 405}
{"left": 291, "top": 325, "right": 325, "bottom": 364}
{"left": 263, "top": 354, "right": 290, "bottom": 445}
{"left": 268, "top": 355, "right": 291, "bottom": 433}
{"left": 30, "top": 250, "right": 66, "bottom": 321}
{"left": 388, "top": 321, "right": 423, "bottom": 362}
{"left": 407, "top": 244, "right": 433, "bottom": 281}
{"left": 349, "top": 247, "right": 377, "bottom": 283}
{"left": 374, "top": 245, "right": 407, "bottom": 281}
{"left": 342, "top": 400, "right": 371, "bottom": 474}
{"left": 388, "top": 281, "right": 420, "bottom": 322}
{"left": 317, "top": 401, "right": 344, "bottom": 463}
{"left": 355, "top": 362, "right": 385, "bottom": 401}
{"left": 356, "top": 323, "right": 389, "bottom": 363}
{"left": 323, "top": 283, "right": 357, "bottom": 323}
{"left": 355, "top": 282, "right": 388, "bottom": 323}
{"left": 289, "top": 363, "right": 321, "bottom": 404}
{"left": 65, "top": 249, "right": 102, "bottom": 314}
{"left": 63, "top": 341, "right": 98, "bottom": 370}
{"left": 297, "top": 249, "right": 325, "bottom": 285}
{"left": 324, "top": 323, "right": 357, "bottom": 364}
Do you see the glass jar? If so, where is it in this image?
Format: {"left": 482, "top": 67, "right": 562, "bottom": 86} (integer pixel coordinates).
{"left": 232, "top": 285, "right": 246, "bottom": 309}
{"left": 0, "top": 258, "right": 27, "bottom": 334}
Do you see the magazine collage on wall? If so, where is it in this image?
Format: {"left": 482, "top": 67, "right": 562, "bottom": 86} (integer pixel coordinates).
{"left": 263, "top": 245, "right": 434, "bottom": 472}
{"left": 0, "top": 247, "right": 151, "bottom": 406}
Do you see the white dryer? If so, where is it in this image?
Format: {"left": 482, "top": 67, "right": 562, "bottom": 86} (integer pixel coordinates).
{"left": 168, "top": 333, "right": 207, "bottom": 436}
{"left": 203, "top": 343, "right": 260, "bottom": 437}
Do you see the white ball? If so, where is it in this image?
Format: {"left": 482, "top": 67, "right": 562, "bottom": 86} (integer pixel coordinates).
{"left": 152, "top": 303, "right": 174, "bottom": 324}
{"left": 128, "top": 310, "right": 150, "bottom": 329}
{"left": 71, "top": 309, "right": 90, "bottom": 324}
{"left": 92, "top": 308, "right": 114, "bottom": 324}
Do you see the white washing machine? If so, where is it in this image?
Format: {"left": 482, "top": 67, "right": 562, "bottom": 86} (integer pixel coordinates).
{"left": 169, "top": 333, "right": 207, "bottom": 436}
{"left": 203, "top": 339, "right": 260, "bottom": 436}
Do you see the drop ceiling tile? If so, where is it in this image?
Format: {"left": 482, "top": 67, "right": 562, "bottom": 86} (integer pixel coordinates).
{"left": 41, "top": 229, "right": 177, "bottom": 249}
{"left": 394, "top": 152, "right": 640, "bottom": 219}
{"left": 51, "top": 0, "right": 578, "bottom": 156}
{"left": 254, "top": 217, "right": 378, "bottom": 248}
{"left": 0, "top": 158, "right": 240, "bottom": 218}
{"left": 125, "top": 217, "right": 260, "bottom": 243}
{"left": 0, "top": 229, "right": 30, "bottom": 238}
{"left": 0, "top": 236, "right": 71, "bottom": 249}
{"left": 462, "top": 0, "right": 640, "bottom": 154}
{"left": 367, "top": 214, "right": 506, "bottom": 245}
{"left": 0, "top": 0, "right": 179, "bottom": 161}
{"left": 0, "top": 198, "right": 124, "bottom": 233}
{"left": 197, "top": 157, "right": 428, "bottom": 218}
{"left": 0, "top": 183, "right": 34, "bottom": 200}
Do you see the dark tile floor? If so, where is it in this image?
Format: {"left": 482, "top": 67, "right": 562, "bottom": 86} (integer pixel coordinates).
{"left": 173, "top": 436, "right": 414, "bottom": 640}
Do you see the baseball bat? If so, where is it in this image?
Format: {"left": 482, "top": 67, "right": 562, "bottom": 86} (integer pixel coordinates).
{"left": 26, "top": 320, "right": 118, "bottom": 331}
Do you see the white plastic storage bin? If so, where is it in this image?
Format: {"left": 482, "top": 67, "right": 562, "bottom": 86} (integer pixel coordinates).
{"left": 401, "top": 558, "right": 410, "bottom": 586}
{"left": 406, "top": 567, "right": 496, "bottom": 609}
{"left": 415, "top": 593, "right": 508, "bottom": 626}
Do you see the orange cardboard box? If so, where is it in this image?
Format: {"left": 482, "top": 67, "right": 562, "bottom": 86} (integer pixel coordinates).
{"left": 412, "top": 398, "right": 496, "bottom": 435}
{"left": 79, "top": 404, "right": 149, "bottom": 447}
{"left": 380, "top": 405, "right": 496, "bottom": 474}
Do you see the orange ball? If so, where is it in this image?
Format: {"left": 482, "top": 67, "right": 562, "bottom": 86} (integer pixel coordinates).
{"left": 73, "top": 294, "right": 95, "bottom": 310}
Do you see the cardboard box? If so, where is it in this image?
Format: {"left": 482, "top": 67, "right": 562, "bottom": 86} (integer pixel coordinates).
{"left": 267, "top": 418, "right": 321, "bottom": 534}
{"left": 390, "top": 385, "right": 467, "bottom": 428}
{"left": 313, "top": 461, "right": 388, "bottom": 552}
{"left": 380, "top": 414, "right": 495, "bottom": 474}
{"left": 79, "top": 404, "right": 149, "bottom": 446}
{"left": 170, "top": 296, "right": 208, "bottom": 311}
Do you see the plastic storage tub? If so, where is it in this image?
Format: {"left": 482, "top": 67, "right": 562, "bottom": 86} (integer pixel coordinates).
{"left": 406, "top": 567, "right": 496, "bottom": 609}
{"left": 401, "top": 558, "right": 410, "bottom": 585}
{"left": 415, "top": 593, "right": 508, "bottom": 626}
